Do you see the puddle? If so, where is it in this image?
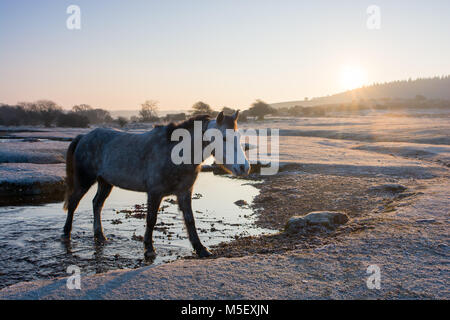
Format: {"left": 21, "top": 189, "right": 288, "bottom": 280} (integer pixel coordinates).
{"left": 0, "top": 172, "right": 274, "bottom": 289}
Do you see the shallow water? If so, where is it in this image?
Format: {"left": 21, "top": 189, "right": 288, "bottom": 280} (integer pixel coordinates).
{"left": 0, "top": 172, "right": 274, "bottom": 289}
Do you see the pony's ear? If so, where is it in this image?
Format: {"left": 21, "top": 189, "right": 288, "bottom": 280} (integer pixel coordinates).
{"left": 232, "top": 110, "right": 240, "bottom": 121}
{"left": 216, "top": 111, "right": 224, "bottom": 125}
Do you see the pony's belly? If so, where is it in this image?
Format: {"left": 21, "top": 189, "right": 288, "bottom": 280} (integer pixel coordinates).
{"left": 115, "top": 184, "right": 147, "bottom": 192}
{"left": 102, "top": 173, "right": 147, "bottom": 192}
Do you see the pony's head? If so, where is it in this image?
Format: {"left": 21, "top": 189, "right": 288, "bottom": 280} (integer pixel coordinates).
{"left": 208, "top": 111, "right": 250, "bottom": 176}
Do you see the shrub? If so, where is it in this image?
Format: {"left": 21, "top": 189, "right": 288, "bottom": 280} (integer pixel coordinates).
{"left": 116, "top": 116, "right": 128, "bottom": 128}
{"left": 72, "top": 104, "right": 113, "bottom": 124}
{"left": 57, "top": 113, "right": 89, "bottom": 128}
{"left": 164, "top": 113, "right": 187, "bottom": 122}
{"left": 191, "top": 101, "right": 214, "bottom": 116}
{"left": 248, "top": 100, "right": 274, "bottom": 120}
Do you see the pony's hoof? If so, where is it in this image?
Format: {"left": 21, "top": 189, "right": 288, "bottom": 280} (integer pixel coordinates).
{"left": 94, "top": 233, "right": 108, "bottom": 243}
{"left": 196, "top": 247, "right": 212, "bottom": 258}
{"left": 144, "top": 249, "right": 157, "bottom": 260}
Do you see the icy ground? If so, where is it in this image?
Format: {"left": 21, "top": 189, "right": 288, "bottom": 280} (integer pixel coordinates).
{"left": 0, "top": 113, "right": 449, "bottom": 299}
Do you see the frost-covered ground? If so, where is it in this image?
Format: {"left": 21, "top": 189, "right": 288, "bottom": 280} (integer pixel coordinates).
{"left": 0, "top": 112, "right": 449, "bottom": 299}
{"left": 0, "top": 139, "right": 68, "bottom": 164}
{"left": 0, "top": 179, "right": 448, "bottom": 299}
{"left": 0, "top": 126, "right": 154, "bottom": 203}
{"left": 0, "top": 137, "right": 69, "bottom": 203}
{"left": 244, "top": 115, "right": 450, "bottom": 145}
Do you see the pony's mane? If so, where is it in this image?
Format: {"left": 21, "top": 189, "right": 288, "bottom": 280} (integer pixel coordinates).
{"left": 158, "top": 114, "right": 211, "bottom": 137}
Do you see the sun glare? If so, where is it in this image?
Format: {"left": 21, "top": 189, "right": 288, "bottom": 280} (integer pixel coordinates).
{"left": 340, "top": 66, "right": 367, "bottom": 90}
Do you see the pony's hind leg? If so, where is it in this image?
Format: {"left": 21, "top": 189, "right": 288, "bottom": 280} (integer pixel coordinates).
{"left": 143, "top": 193, "right": 162, "bottom": 259}
{"left": 62, "top": 185, "right": 91, "bottom": 240}
{"left": 92, "top": 178, "right": 113, "bottom": 242}
{"left": 177, "top": 191, "right": 212, "bottom": 258}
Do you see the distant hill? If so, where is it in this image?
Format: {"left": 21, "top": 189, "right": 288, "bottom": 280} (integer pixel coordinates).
{"left": 271, "top": 76, "right": 450, "bottom": 109}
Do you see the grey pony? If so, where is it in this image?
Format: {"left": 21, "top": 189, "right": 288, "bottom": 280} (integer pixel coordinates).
{"left": 62, "top": 111, "right": 250, "bottom": 258}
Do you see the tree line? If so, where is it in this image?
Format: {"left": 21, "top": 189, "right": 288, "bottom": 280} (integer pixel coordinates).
{"left": 3, "top": 96, "right": 446, "bottom": 128}
{"left": 0, "top": 99, "right": 278, "bottom": 127}
{"left": 142, "top": 100, "right": 277, "bottom": 123}
{"left": 0, "top": 100, "right": 117, "bottom": 128}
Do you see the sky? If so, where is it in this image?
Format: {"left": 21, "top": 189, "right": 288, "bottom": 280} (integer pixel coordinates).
{"left": 1, "top": 0, "right": 450, "bottom": 111}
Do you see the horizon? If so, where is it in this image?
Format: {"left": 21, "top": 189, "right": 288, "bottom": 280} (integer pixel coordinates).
{"left": 1, "top": 1, "right": 450, "bottom": 110}
{"left": 2, "top": 75, "right": 449, "bottom": 114}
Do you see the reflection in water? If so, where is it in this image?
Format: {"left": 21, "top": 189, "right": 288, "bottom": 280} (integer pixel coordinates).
{"left": 0, "top": 172, "right": 275, "bottom": 289}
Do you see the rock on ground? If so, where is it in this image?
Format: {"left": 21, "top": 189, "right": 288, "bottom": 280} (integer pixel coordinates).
{"left": 285, "top": 211, "right": 349, "bottom": 233}
{"left": 368, "top": 184, "right": 407, "bottom": 194}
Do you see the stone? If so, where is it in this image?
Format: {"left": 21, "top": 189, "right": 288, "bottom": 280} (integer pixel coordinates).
{"left": 368, "top": 183, "right": 407, "bottom": 194}
{"left": 234, "top": 200, "right": 248, "bottom": 207}
{"left": 285, "top": 216, "right": 307, "bottom": 231}
{"left": 285, "top": 211, "right": 349, "bottom": 233}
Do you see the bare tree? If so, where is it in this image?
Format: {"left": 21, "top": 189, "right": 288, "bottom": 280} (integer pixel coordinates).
{"left": 38, "top": 100, "right": 62, "bottom": 127}
{"left": 72, "top": 104, "right": 92, "bottom": 113}
{"left": 139, "top": 100, "right": 159, "bottom": 122}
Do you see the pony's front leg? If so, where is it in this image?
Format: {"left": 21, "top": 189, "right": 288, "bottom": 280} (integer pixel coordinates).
{"left": 177, "top": 191, "right": 212, "bottom": 258}
{"left": 92, "top": 179, "right": 112, "bottom": 242}
{"left": 144, "top": 193, "right": 162, "bottom": 259}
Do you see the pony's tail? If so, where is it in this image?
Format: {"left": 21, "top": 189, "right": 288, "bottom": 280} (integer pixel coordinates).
{"left": 64, "top": 135, "right": 83, "bottom": 211}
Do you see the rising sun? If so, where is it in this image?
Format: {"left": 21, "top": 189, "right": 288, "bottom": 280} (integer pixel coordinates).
{"left": 340, "top": 66, "right": 367, "bottom": 90}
